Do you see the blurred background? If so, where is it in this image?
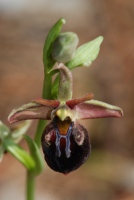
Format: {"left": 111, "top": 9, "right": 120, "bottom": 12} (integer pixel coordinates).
{"left": 0, "top": 0, "right": 134, "bottom": 199}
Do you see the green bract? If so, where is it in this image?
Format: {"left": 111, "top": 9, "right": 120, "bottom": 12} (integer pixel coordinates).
{"left": 67, "top": 36, "right": 103, "bottom": 69}
{"left": 3, "top": 139, "right": 36, "bottom": 171}
{"left": 24, "top": 135, "right": 44, "bottom": 175}
{"left": 51, "top": 36, "right": 103, "bottom": 98}
{"left": 43, "top": 18, "right": 66, "bottom": 71}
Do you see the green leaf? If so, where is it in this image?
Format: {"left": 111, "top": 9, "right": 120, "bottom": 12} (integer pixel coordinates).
{"left": 0, "top": 120, "right": 10, "bottom": 140}
{"left": 24, "top": 135, "right": 44, "bottom": 175}
{"left": 3, "top": 139, "right": 36, "bottom": 171}
{"left": 43, "top": 18, "right": 66, "bottom": 71}
{"left": 11, "top": 120, "right": 32, "bottom": 143}
{"left": 66, "top": 36, "right": 104, "bottom": 69}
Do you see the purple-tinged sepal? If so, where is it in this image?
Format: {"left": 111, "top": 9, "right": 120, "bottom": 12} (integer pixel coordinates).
{"left": 8, "top": 102, "right": 54, "bottom": 123}
{"left": 74, "top": 99, "right": 123, "bottom": 119}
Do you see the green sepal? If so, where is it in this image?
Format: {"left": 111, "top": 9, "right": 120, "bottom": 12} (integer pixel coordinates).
{"left": 66, "top": 36, "right": 103, "bottom": 69}
{"left": 57, "top": 64, "right": 73, "bottom": 102}
{"left": 3, "top": 139, "right": 36, "bottom": 171}
{"left": 23, "top": 135, "right": 44, "bottom": 175}
{"left": 43, "top": 18, "right": 66, "bottom": 71}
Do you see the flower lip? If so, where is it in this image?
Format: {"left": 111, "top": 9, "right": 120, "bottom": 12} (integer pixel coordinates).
{"left": 53, "top": 116, "right": 72, "bottom": 136}
{"left": 41, "top": 120, "right": 91, "bottom": 174}
{"left": 53, "top": 118, "right": 73, "bottom": 158}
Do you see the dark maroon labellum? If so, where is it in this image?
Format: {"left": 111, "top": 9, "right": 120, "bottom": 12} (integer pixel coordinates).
{"left": 41, "top": 117, "right": 91, "bottom": 174}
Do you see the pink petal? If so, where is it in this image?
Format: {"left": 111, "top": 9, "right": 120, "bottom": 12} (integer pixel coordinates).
{"left": 32, "top": 98, "right": 60, "bottom": 107}
{"left": 74, "top": 100, "right": 123, "bottom": 119}
{"left": 8, "top": 102, "right": 54, "bottom": 123}
{"left": 66, "top": 93, "right": 94, "bottom": 109}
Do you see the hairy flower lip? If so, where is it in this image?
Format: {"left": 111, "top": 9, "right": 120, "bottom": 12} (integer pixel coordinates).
{"left": 41, "top": 120, "right": 91, "bottom": 173}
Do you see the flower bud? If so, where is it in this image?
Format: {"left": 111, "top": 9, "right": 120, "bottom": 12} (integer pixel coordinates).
{"left": 51, "top": 32, "right": 79, "bottom": 63}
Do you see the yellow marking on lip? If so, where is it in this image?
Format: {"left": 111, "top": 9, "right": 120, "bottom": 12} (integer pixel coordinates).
{"left": 55, "top": 118, "right": 71, "bottom": 135}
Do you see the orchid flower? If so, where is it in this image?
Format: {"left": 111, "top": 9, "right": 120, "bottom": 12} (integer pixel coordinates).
{"left": 8, "top": 63, "right": 123, "bottom": 174}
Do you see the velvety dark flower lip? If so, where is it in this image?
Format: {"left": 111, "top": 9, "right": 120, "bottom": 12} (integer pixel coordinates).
{"left": 41, "top": 120, "right": 91, "bottom": 174}
{"left": 8, "top": 63, "right": 123, "bottom": 173}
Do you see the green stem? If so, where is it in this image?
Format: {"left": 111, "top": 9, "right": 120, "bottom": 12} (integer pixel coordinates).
{"left": 42, "top": 70, "right": 52, "bottom": 99}
{"left": 26, "top": 171, "right": 35, "bottom": 200}
{"left": 34, "top": 70, "right": 52, "bottom": 147}
{"left": 26, "top": 68, "right": 53, "bottom": 200}
{"left": 34, "top": 120, "right": 46, "bottom": 147}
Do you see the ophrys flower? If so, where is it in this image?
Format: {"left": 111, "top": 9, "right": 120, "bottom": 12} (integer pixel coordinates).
{"left": 8, "top": 64, "right": 123, "bottom": 174}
